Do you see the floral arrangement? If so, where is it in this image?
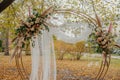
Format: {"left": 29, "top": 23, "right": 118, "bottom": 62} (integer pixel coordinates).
{"left": 11, "top": 7, "right": 53, "bottom": 59}
{"left": 95, "top": 24, "right": 113, "bottom": 52}
{"left": 95, "top": 23, "right": 113, "bottom": 63}
{"left": 93, "top": 14, "right": 120, "bottom": 79}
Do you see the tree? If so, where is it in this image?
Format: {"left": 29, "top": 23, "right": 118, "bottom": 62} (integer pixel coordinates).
{"left": 0, "top": 5, "right": 18, "bottom": 55}
{"left": 75, "top": 41, "right": 85, "bottom": 60}
{"left": 54, "top": 40, "right": 66, "bottom": 60}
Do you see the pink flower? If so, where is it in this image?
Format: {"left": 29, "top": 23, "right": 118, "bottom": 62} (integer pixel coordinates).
{"left": 28, "top": 6, "right": 31, "bottom": 16}
{"left": 108, "top": 22, "right": 112, "bottom": 33}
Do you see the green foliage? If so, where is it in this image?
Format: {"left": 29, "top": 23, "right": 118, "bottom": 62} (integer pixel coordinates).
{"left": 88, "top": 32, "right": 102, "bottom": 53}
{"left": 53, "top": 35, "right": 57, "bottom": 40}
{"left": 0, "top": 48, "right": 2, "bottom": 52}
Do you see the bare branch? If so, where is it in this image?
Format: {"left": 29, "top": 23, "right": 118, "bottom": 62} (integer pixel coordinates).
{"left": 0, "top": 0, "right": 15, "bottom": 13}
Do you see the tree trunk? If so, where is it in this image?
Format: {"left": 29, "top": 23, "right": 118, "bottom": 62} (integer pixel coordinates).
{"left": 0, "top": 0, "right": 15, "bottom": 13}
{"left": 76, "top": 53, "right": 81, "bottom": 60}
{"left": 58, "top": 52, "right": 64, "bottom": 60}
{"left": 4, "top": 28, "right": 9, "bottom": 56}
{"left": 25, "top": 41, "right": 31, "bottom": 55}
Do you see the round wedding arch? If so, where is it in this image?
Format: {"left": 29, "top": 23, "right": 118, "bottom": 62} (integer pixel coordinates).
{"left": 11, "top": 5, "right": 119, "bottom": 80}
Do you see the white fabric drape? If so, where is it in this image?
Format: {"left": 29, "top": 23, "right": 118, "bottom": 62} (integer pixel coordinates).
{"left": 30, "top": 30, "right": 56, "bottom": 80}
{"left": 50, "top": 23, "right": 92, "bottom": 44}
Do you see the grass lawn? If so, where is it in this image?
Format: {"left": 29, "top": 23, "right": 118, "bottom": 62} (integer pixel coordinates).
{"left": 0, "top": 55, "right": 120, "bottom": 80}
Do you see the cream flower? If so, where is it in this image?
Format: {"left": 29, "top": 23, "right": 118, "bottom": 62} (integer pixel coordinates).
{"left": 35, "top": 18, "right": 40, "bottom": 23}
{"left": 26, "top": 22, "right": 31, "bottom": 27}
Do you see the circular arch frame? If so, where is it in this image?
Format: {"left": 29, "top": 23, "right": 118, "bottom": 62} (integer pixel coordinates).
{"left": 14, "top": 8, "right": 111, "bottom": 80}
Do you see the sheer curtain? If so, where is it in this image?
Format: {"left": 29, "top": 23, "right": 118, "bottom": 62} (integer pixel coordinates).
{"left": 30, "top": 30, "right": 56, "bottom": 80}
{"left": 30, "top": 25, "right": 92, "bottom": 80}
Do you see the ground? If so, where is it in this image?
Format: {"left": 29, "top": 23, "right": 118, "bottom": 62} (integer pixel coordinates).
{"left": 0, "top": 55, "right": 120, "bottom": 80}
